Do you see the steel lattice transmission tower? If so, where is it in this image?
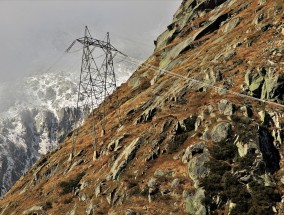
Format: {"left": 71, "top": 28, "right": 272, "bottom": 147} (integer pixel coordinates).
{"left": 66, "top": 26, "right": 125, "bottom": 161}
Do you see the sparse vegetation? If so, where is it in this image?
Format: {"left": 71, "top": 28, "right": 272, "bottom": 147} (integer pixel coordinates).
{"left": 201, "top": 136, "right": 281, "bottom": 214}
{"left": 64, "top": 198, "right": 73, "bottom": 204}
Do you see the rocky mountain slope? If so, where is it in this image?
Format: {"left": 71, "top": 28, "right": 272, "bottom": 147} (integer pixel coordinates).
{"left": 1, "top": 0, "right": 284, "bottom": 214}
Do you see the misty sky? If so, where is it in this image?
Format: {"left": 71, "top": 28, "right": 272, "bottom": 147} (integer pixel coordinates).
{"left": 0, "top": 0, "right": 181, "bottom": 83}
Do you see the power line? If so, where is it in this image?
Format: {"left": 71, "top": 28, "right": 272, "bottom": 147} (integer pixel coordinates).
{"left": 116, "top": 54, "right": 284, "bottom": 109}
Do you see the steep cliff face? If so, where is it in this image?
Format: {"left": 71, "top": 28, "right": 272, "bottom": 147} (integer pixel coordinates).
{"left": 0, "top": 0, "right": 284, "bottom": 214}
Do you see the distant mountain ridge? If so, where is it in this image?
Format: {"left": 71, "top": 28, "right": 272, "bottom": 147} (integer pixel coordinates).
{"left": 0, "top": 71, "right": 80, "bottom": 196}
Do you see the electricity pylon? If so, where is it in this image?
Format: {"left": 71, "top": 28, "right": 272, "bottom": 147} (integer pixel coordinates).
{"left": 66, "top": 26, "right": 125, "bottom": 161}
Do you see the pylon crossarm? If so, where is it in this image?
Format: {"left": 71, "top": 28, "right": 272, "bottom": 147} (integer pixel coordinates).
{"left": 76, "top": 38, "right": 120, "bottom": 54}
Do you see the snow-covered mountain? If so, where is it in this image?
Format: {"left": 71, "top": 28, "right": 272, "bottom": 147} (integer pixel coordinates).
{"left": 0, "top": 71, "right": 80, "bottom": 196}
{"left": 0, "top": 52, "right": 137, "bottom": 197}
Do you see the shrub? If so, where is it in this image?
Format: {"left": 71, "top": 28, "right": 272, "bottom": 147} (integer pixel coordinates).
{"left": 64, "top": 198, "right": 72, "bottom": 204}
{"left": 234, "top": 153, "right": 257, "bottom": 171}
{"left": 209, "top": 140, "right": 237, "bottom": 162}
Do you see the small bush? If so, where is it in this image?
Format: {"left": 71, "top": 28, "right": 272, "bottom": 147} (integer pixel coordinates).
{"left": 64, "top": 198, "right": 72, "bottom": 204}
{"left": 235, "top": 153, "right": 256, "bottom": 170}
{"left": 209, "top": 140, "right": 237, "bottom": 162}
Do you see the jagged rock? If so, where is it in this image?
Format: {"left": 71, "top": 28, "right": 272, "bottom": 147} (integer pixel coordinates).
{"left": 137, "top": 108, "right": 157, "bottom": 124}
{"left": 228, "top": 201, "right": 237, "bottom": 214}
{"left": 180, "top": 115, "right": 197, "bottom": 132}
{"left": 147, "top": 177, "right": 159, "bottom": 195}
{"left": 223, "top": 50, "right": 236, "bottom": 61}
{"left": 188, "top": 150, "right": 209, "bottom": 186}
{"left": 253, "top": 11, "right": 265, "bottom": 26}
{"left": 128, "top": 76, "right": 141, "bottom": 88}
{"left": 235, "top": 139, "right": 258, "bottom": 157}
{"left": 80, "top": 193, "right": 87, "bottom": 202}
{"left": 66, "top": 204, "right": 77, "bottom": 215}
{"left": 108, "top": 135, "right": 126, "bottom": 152}
{"left": 240, "top": 106, "right": 253, "bottom": 117}
{"left": 261, "top": 73, "right": 284, "bottom": 102}
{"left": 182, "top": 141, "right": 206, "bottom": 163}
{"left": 258, "top": 110, "right": 269, "bottom": 124}
{"left": 202, "top": 126, "right": 210, "bottom": 140}
{"left": 171, "top": 178, "right": 180, "bottom": 188}
{"left": 184, "top": 188, "right": 206, "bottom": 215}
{"left": 110, "top": 137, "right": 143, "bottom": 180}
{"left": 24, "top": 206, "right": 44, "bottom": 214}
{"left": 210, "top": 122, "right": 232, "bottom": 142}
{"left": 222, "top": 17, "right": 241, "bottom": 33}
{"left": 106, "top": 188, "right": 118, "bottom": 205}
{"left": 86, "top": 201, "right": 95, "bottom": 215}
{"left": 145, "top": 147, "right": 160, "bottom": 161}
{"left": 161, "top": 117, "right": 174, "bottom": 133}
{"left": 2, "top": 0, "right": 284, "bottom": 214}
{"left": 246, "top": 68, "right": 284, "bottom": 101}
{"left": 249, "top": 75, "right": 264, "bottom": 97}
{"left": 258, "top": 0, "right": 267, "bottom": 5}
{"left": 204, "top": 68, "right": 222, "bottom": 83}
{"left": 147, "top": 177, "right": 159, "bottom": 189}
{"left": 182, "top": 190, "right": 191, "bottom": 199}
{"left": 218, "top": 99, "right": 234, "bottom": 116}
{"left": 195, "top": 117, "right": 202, "bottom": 131}
{"left": 154, "top": 169, "right": 166, "bottom": 177}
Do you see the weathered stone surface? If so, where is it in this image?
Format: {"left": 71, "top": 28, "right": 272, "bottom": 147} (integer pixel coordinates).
{"left": 235, "top": 139, "right": 258, "bottom": 157}
{"left": 145, "top": 147, "right": 160, "bottom": 161}
{"left": 182, "top": 141, "right": 206, "bottom": 163}
{"left": 188, "top": 151, "right": 210, "bottom": 186}
{"left": 261, "top": 73, "right": 284, "bottom": 102}
{"left": 86, "top": 201, "right": 95, "bottom": 215}
{"left": 24, "top": 206, "right": 44, "bottom": 215}
{"left": 240, "top": 106, "right": 253, "bottom": 117}
{"left": 171, "top": 178, "right": 180, "bottom": 188}
{"left": 184, "top": 188, "right": 206, "bottom": 215}
{"left": 249, "top": 75, "right": 264, "bottom": 96}
{"left": 137, "top": 108, "right": 157, "bottom": 124}
{"left": 154, "top": 169, "right": 166, "bottom": 177}
{"left": 218, "top": 99, "right": 234, "bottom": 116}
{"left": 210, "top": 122, "right": 232, "bottom": 142}
{"left": 110, "top": 137, "right": 144, "bottom": 180}
{"left": 147, "top": 177, "right": 160, "bottom": 195}
{"left": 246, "top": 68, "right": 284, "bottom": 102}
{"left": 222, "top": 17, "right": 241, "bottom": 33}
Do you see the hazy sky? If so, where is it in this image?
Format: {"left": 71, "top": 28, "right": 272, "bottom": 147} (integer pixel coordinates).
{"left": 0, "top": 0, "right": 181, "bottom": 83}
